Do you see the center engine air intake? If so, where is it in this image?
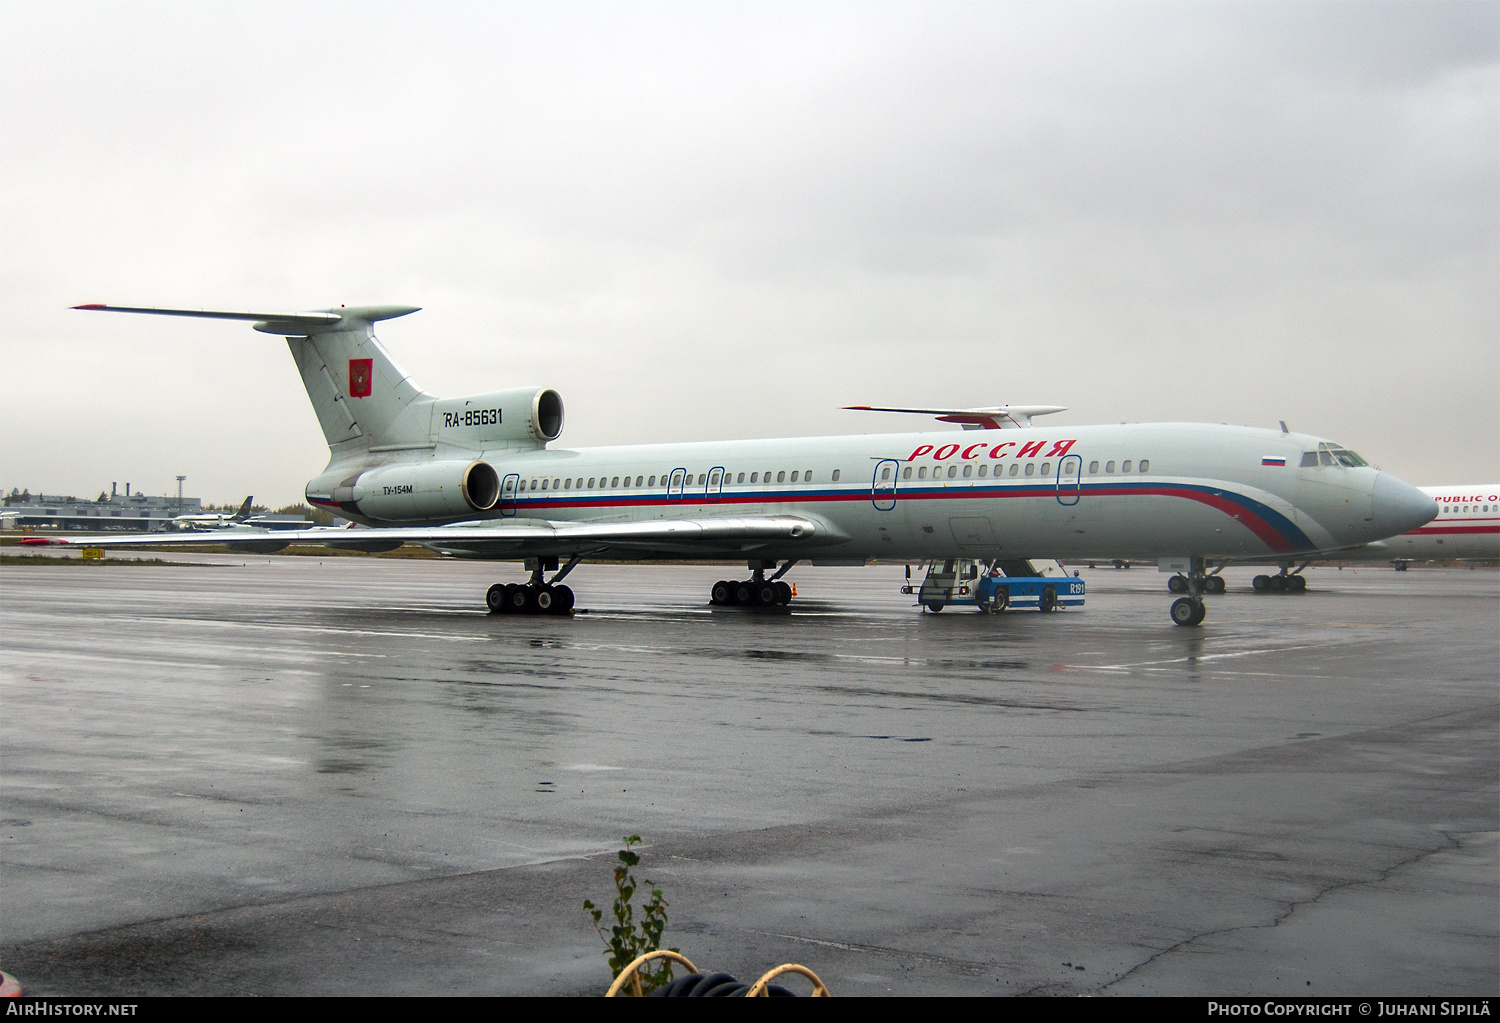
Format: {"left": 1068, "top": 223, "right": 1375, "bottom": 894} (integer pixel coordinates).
{"left": 427, "top": 387, "right": 564, "bottom": 446}
{"left": 342, "top": 460, "right": 500, "bottom": 523}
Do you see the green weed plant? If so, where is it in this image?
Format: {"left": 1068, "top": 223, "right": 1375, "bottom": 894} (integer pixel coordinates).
{"left": 583, "top": 835, "right": 677, "bottom": 993}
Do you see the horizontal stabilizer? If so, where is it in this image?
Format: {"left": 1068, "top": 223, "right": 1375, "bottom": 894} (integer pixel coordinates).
{"left": 72, "top": 304, "right": 420, "bottom": 335}
{"left": 844, "top": 404, "right": 1067, "bottom": 429}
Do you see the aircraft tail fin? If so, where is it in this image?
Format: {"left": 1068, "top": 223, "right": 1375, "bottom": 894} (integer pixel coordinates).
{"left": 73, "top": 305, "right": 433, "bottom": 457}
{"left": 231, "top": 496, "right": 253, "bottom": 523}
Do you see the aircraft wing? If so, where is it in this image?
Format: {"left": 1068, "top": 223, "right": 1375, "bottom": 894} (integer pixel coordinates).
{"left": 19, "top": 515, "right": 845, "bottom": 558}
{"left": 844, "top": 404, "right": 1067, "bottom": 429}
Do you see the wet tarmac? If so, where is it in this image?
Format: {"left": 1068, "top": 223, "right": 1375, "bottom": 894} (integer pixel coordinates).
{"left": 1, "top": 556, "right": 1495, "bottom": 996}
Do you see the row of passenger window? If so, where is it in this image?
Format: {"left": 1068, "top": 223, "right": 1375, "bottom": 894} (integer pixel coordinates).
{"left": 521, "top": 468, "right": 834, "bottom": 492}
{"left": 1441, "top": 504, "right": 1493, "bottom": 514}
{"left": 896, "top": 459, "right": 1151, "bottom": 481}
{"left": 526, "top": 458, "right": 1153, "bottom": 491}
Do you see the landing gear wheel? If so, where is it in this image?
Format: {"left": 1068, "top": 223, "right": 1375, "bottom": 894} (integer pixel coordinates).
{"left": 1288, "top": 575, "right": 1307, "bottom": 593}
{"left": 773, "top": 581, "right": 792, "bottom": 605}
{"left": 553, "top": 585, "right": 575, "bottom": 613}
{"left": 1252, "top": 575, "right": 1272, "bottom": 592}
{"left": 534, "top": 586, "right": 555, "bottom": 613}
{"left": 1171, "top": 597, "right": 1206, "bottom": 627}
{"left": 1207, "top": 575, "right": 1226, "bottom": 595}
{"left": 1270, "top": 574, "right": 1288, "bottom": 592}
{"left": 486, "top": 583, "right": 508, "bottom": 613}
{"left": 1167, "top": 575, "right": 1188, "bottom": 594}
{"left": 734, "top": 582, "right": 754, "bottom": 605}
{"left": 508, "top": 585, "right": 532, "bottom": 613}
{"left": 711, "top": 580, "right": 733, "bottom": 605}
{"left": 1040, "top": 585, "right": 1057, "bottom": 612}
{"left": 755, "top": 583, "right": 778, "bottom": 607}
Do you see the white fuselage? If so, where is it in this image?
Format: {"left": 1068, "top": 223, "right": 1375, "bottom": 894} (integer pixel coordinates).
{"left": 314, "top": 422, "right": 1430, "bottom": 563}
{"left": 170, "top": 513, "right": 238, "bottom": 531}
{"left": 1339, "top": 485, "right": 1500, "bottom": 563}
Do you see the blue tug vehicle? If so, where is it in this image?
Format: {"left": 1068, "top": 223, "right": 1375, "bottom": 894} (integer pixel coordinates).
{"left": 902, "top": 558, "right": 1086, "bottom": 613}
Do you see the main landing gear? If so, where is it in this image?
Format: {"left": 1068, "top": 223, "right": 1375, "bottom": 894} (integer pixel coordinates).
{"left": 1168, "top": 556, "right": 1211, "bottom": 627}
{"left": 487, "top": 555, "right": 581, "bottom": 616}
{"left": 1251, "top": 564, "right": 1308, "bottom": 594}
{"left": 711, "top": 560, "right": 798, "bottom": 608}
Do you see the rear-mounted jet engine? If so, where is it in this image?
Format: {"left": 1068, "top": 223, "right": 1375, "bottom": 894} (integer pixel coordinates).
{"left": 326, "top": 459, "right": 501, "bottom": 524}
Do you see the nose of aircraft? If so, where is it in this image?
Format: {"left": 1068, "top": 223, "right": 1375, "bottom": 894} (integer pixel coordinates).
{"left": 1371, "top": 472, "right": 1437, "bottom": 539}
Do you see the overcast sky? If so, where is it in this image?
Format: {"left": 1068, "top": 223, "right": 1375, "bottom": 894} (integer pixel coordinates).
{"left": 2, "top": 1, "right": 1495, "bottom": 507}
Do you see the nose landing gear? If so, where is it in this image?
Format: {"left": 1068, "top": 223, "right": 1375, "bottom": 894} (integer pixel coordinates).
{"left": 486, "top": 555, "right": 582, "bottom": 616}
{"left": 1169, "top": 556, "right": 1212, "bottom": 627}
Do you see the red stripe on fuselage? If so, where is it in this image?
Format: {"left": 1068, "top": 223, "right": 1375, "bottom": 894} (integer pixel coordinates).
{"left": 1405, "top": 524, "right": 1500, "bottom": 536}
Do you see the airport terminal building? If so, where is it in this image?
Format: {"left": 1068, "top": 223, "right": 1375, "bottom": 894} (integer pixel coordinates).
{"left": 1, "top": 487, "right": 200, "bottom": 532}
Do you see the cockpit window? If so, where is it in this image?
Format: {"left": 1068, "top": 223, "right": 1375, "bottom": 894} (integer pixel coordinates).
{"left": 1301, "top": 452, "right": 1319, "bottom": 467}
{"left": 1316, "top": 442, "right": 1367, "bottom": 467}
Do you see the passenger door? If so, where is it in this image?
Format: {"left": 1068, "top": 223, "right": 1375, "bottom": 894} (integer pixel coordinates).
{"left": 1056, "top": 454, "right": 1082, "bottom": 506}
{"left": 871, "top": 459, "right": 898, "bottom": 511}
{"left": 498, "top": 473, "right": 520, "bottom": 517}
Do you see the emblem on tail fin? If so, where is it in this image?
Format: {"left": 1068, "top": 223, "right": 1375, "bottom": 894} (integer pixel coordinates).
{"left": 349, "top": 358, "right": 373, "bottom": 398}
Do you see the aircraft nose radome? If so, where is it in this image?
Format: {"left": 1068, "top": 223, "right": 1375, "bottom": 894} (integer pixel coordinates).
{"left": 1372, "top": 472, "right": 1437, "bottom": 537}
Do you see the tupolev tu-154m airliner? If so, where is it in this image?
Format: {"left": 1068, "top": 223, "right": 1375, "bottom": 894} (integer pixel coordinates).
{"left": 27, "top": 303, "right": 1437, "bottom": 626}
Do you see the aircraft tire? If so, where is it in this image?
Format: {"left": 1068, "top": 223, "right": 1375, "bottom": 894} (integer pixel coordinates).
{"left": 1288, "top": 575, "right": 1307, "bottom": 592}
{"left": 773, "top": 581, "right": 792, "bottom": 605}
{"left": 507, "top": 585, "right": 531, "bottom": 613}
{"left": 734, "top": 582, "right": 754, "bottom": 605}
{"left": 755, "top": 583, "right": 778, "bottom": 607}
{"left": 1207, "top": 576, "right": 1226, "bottom": 594}
{"left": 711, "top": 580, "right": 732, "bottom": 605}
{"left": 1270, "top": 575, "right": 1288, "bottom": 592}
{"left": 486, "top": 584, "right": 508, "bottom": 614}
{"left": 535, "top": 586, "right": 555, "bottom": 613}
{"left": 553, "top": 585, "right": 575, "bottom": 613}
{"left": 1171, "top": 597, "right": 1204, "bottom": 626}
{"left": 1167, "top": 575, "right": 1188, "bottom": 594}
{"left": 1252, "top": 575, "right": 1271, "bottom": 592}
{"left": 1040, "top": 586, "right": 1057, "bottom": 612}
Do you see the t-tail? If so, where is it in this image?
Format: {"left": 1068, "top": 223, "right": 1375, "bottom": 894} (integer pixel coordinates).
{"left": 71, "top": 305, "right": 565, "bottom": 459}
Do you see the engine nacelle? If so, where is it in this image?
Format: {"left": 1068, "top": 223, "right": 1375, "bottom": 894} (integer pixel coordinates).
{"left": 427, "top": 387, "right": 564, "bottom": 447}
{"left": 337, "top": 459, "right": 500, "bottom": 523}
